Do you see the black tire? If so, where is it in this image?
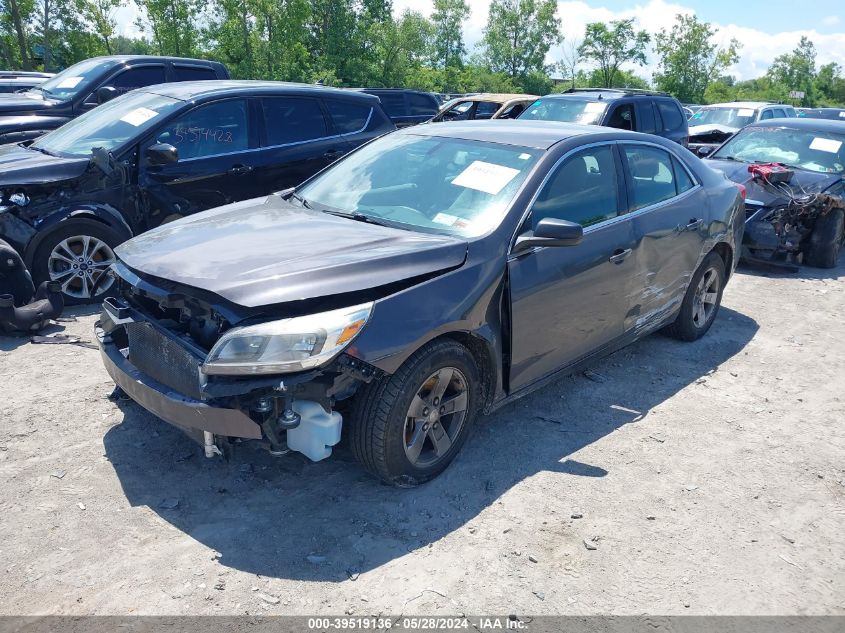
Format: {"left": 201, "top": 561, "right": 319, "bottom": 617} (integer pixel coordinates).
{"left": 31, "top": 220, "right": 124, "bottom": 306}
{"left": 665, "top": 251, "right": 726, "bottom": 342}
{"left": 805, "top": 209, "right": 844, "bottom": 269}
{"left": 349, "top": 339, "right": 481, "bottom": 486}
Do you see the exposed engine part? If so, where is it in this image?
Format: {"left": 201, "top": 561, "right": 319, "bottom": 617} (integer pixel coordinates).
{"left": 0, "top": 238, "right": 64, "bottom": 333}
{"left": 286, "top": 400, "right": 343, "bottom": 462}
{"left": 203, "top": 431, "right": 223, "bottom": 458}
{"left": 746, "top": 191, "right": 845, "bottom": 266}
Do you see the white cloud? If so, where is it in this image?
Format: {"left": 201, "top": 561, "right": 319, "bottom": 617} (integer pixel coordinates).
{"left": 822, "top": 15, "right": 840, "bottom": 26}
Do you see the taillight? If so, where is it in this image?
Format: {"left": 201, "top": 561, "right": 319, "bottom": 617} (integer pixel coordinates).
{"left": 735, "top": 183, "right": 747, "bottom": 200}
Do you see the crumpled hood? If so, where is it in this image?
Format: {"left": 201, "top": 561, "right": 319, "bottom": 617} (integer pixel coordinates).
{"left": 0, "top": 91, "right": 54, "bottom": 115}
{"left": 688, "top": 123, "right": 738, "bottom": 141}
{"left": 0, "top": 142, "right": 90, "bottom": 186}
{"left": 117, "top": 195, "right": 469, "bottom": 308}
{"left": 705, "top": 159, "right": 843, "bottom": 207}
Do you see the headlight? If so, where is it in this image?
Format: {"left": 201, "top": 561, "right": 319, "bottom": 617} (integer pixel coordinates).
{"left": 202, "top": 302, "right": 373, "bottom": 376}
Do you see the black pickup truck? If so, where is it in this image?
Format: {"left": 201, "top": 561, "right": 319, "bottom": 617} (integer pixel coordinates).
{"left": 0, "top": 56, "right": 229, "bottom": 144}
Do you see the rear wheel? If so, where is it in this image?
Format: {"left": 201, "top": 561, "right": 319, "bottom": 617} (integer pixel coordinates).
{"left": 349, "top": 339, "right": 480, "bottom": 486}
{"left": 805, "top": 209, "right": 844, "bottom": 269}
{"left": 665, "top": 251, "right": 726, "bottom": 342}
{"left": 32, "top": 220, "right": 123, "bottom": 305}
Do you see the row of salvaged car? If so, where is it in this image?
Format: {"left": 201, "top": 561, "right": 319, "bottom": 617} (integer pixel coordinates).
{"left": 0, "top": 55, "right": 843, "bottom": 486}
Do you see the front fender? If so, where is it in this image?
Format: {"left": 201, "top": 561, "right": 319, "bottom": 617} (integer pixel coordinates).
{"left": 23, "top": 204, "right": 133, "bottom": 268}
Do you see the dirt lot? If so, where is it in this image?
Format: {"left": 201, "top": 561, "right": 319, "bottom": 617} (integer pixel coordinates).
{"left": 1, "top": 260, "right": 844, "bottom": 617}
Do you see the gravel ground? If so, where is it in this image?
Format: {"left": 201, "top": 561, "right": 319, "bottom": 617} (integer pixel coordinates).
{"left": 1, "top": 260, "right": 843, "bottom": 616}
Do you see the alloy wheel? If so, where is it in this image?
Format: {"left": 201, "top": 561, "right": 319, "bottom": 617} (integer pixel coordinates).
{"left": 692, "top": 266, "right": 720, "bottom": 328}
{"left": 47, "top": 234, "right": 115, "bottom": 299}
{"left": 403, "top": 366, "right": 469, "bottom": 468}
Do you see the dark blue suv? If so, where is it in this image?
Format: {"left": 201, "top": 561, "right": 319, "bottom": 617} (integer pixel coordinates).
{"left": 519, "top": 88, "right": 689, "bottom": 146}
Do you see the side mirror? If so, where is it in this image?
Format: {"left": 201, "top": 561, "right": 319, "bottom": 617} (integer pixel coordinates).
{"left": 514, "top": 218, "right": 583, "bottom": 253}
{"left": 145, "top": 142, "right": 179, "bottom": 166}
{"left": 96, "top": 86, "right": 118, "bottom": 104}
{"left": 696, "top": 146, "right": 713, "bottom": 158}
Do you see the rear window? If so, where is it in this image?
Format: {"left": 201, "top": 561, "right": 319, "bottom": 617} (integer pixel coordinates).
{"left": 408, "top": 93, "right": 438, "bottom": 116}
{"left": 262, "top": 97, "right": 329, "bottom": 146}
{"left": 173, "top": 65, "right": 217, "bottom": 81}
{"left": 657, "top": 100, "right": 684, "bottom": 131}
{"left": 325, "top": 100, "right": 371, "bottom": 134}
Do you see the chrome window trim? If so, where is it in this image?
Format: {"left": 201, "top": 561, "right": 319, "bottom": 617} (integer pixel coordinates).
{"left": 509, "top": 139, "right": 702, "bottom": 254}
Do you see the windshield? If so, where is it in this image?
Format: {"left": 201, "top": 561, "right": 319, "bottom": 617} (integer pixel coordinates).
{"left": 713, "top": 126, "right": 845, "bottom": 174}
{"left": 690, "top": 106, "right": 757, "bottom": 129}
{"left": 297, "top": 133, "right": 542, "bottom": 237}
{"left": 28, "top": 58, "right": 117, "bottom": 101}
{"left": 31, "top": 90, "right": 182, "bottom": 157}
{"left": 518, "top": 98, "right": 607, "bottom": 125}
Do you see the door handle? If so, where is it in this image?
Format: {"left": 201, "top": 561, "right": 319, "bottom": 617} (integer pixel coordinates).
{"left": 228, "top": 164, "right": 253, "bottom": 175}
{"left": 609, "top": 248, "right": 632, "bottom": 264}
{"left": 685, "top": 218, "right": 703, "bottom": 231}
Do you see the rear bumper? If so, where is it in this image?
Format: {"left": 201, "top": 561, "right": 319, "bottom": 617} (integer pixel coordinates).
{"left": 96, "top": 324, "right": 262, "bottom": 440}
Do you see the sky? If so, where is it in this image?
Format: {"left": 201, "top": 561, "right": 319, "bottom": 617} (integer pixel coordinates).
{"left": 116, "top": 0, "right": 845, "bottom": 81}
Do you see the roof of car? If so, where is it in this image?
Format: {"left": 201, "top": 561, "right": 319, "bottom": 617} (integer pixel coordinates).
{"left": 456, "top": 93, "right": 539, "bottom": 103}
{"left": 84, "top": 55, "right": 222, "bottom": 64}
{"left": 396, "top": 119, "right": 614, "bottom": 149}
{"left": 746, "top": 118, "right": 845, "bottom": 133}
{"left": 140, "top": 80, "right": 379, "bottom": 103}
{"left": 703, "top": 101, "right": 782, "bottom": 109}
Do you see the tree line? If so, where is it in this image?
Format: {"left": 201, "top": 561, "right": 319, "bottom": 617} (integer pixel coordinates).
{"left": 1, "top": 0, "right": 843, "bottom": 106}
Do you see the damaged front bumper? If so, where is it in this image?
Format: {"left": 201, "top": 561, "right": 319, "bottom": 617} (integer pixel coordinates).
{"left": 95, "top": 298, "right": 378, "bottom": 459}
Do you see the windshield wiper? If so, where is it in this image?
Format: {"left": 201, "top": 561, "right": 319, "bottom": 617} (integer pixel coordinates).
{"left": 289, "top": 191, "right": 311, "bottom": 208}
{"left": 322, "top": 209, "right": 391, "bottom": 227}
{"left": 28, "top": 145, "right": 54, "bottom": 157}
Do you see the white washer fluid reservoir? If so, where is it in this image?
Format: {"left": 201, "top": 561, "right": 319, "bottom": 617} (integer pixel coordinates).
{"left": 286, "top": 400, "right": 342, "bottom": 462}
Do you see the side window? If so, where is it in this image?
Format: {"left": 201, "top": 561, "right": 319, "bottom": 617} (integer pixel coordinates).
{"left": 639, "top": 101, "right": 657, "bottom": 134}
{"left": 408, "top": 93, "right": 437, "bottom": 116}
{"left": 377, "top": 93, "right": 407, "bottom": 117}
{"left": 173, "top": 65, "right": 217, "bottom": 81}
{"left": 624, "top": 145, "right": 678, "bottom": 210}
{"left": 761, "top": 109, "right": 774, "bottom": 120}
{"left": 672, "top": 155, "right": 695, "bottom": 194}
{"left": 531, "top": 145, "right": 619, "bottom": 229}
{"left": 607, "top": 103, "right": 635, "bottom": 131}
{"left": 498, "top": 102, "right": 526, "bottom": 119}
{"left": 262, "top": 97, "right": 328, "bottom": 145}
{"left": 657, "top": 100, "right": 684, "bottom": 131}
{"left": 105, "top": 66, "right": 166, "bottom": 95}
{"left": 773, "top": 108, "right": 786, "bottom": 118}
{"left": 156, "top": 99, "right": 248, "bottom": 160}
{"left": 325, "top": 100, "right": 371, "bottom": 134}
{"left": 474, "top": 102, "right": 500, "bottom": 120}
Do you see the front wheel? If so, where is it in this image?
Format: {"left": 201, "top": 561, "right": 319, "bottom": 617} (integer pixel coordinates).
{"left": 31, "top": 220, "right": 123, "bottom": 305}
{"left": 805, "top": 208, "right": 844, "bottom": 269}
{"left": 349, "top": 339, "right": 481, "bottom": 486}
{"left": 665, "top": 251, "right": 726, "bottom": 342}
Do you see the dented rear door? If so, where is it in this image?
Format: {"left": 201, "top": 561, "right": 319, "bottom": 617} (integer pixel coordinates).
{"left": 621, "top": 142, "right": 707, "bottom": 333}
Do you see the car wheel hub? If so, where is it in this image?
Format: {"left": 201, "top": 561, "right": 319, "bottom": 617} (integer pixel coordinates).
{"left": 692, "top": 266, "right": 719, "bottom": 328}
{"left": 48, "top": 235, "right": 116, "bottom": 299}
{"left": 403, "top": 366, "right": 468, "bottom": 468}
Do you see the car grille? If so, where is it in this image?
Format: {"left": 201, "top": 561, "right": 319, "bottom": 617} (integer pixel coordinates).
{"left": 125, "top": 321, "right": 204, "bottom": 400}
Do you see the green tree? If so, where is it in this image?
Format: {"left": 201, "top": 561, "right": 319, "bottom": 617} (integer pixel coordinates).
{"left": 2, "top": 0, "right": 35, "bottom": 69}
{"left": 78, "top": 0, "right": 120, "bottom": 54}
{"left": 653, "top": 13, "right": 740, "bottom": 104}
{"left": 481, "top": 0, "right": 560, "bottom": 80}
{"left": 814, "top": 62, "right": 845, "bottom": 105}
{"left": 767, "top": 36, "right": 816, "bottom": 106}
{"left": 578, "top": 19, "right": 649, "bottom": 88}
{"left": 369, "top": 10, "right": 431, "bottom": 87}
{"left": 430, "top": 0, "right": 469, "bottom": 70}
{"left": 135, "top": 0, "right": 204, "bottom": 57}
